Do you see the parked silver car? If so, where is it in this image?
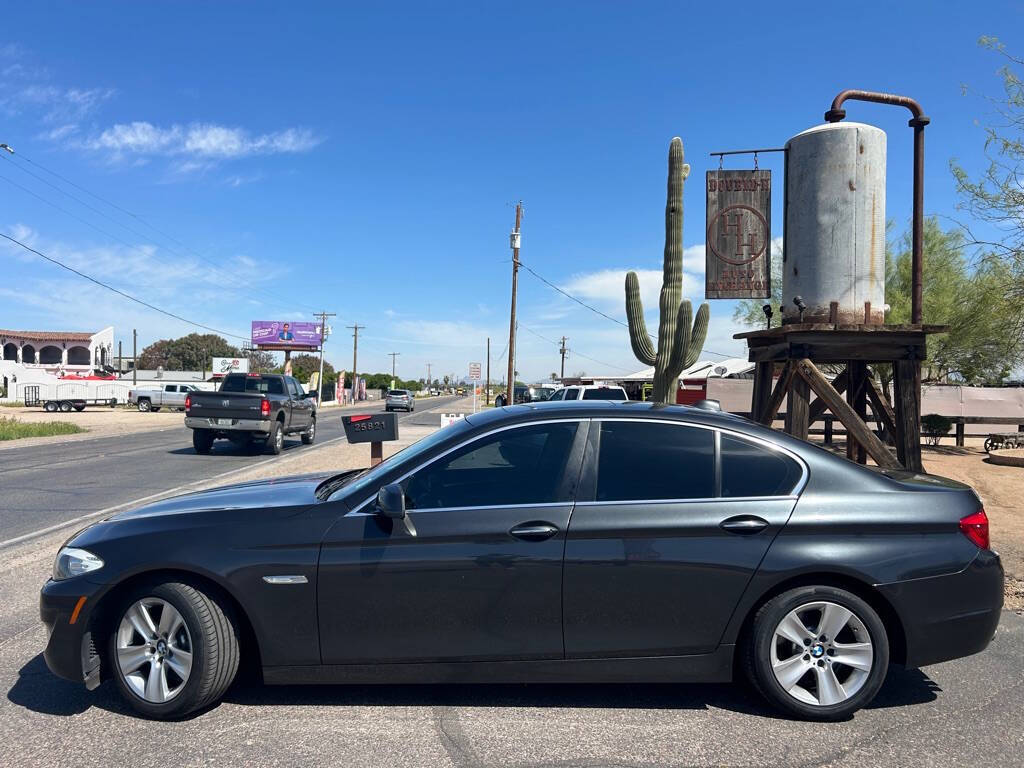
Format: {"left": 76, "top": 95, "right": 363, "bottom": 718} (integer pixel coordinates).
{"left": 128, "top": 384, "right": 199, "bottom": 412}
{"left": 385, "top": 389, "right": 415, "bottom": 412}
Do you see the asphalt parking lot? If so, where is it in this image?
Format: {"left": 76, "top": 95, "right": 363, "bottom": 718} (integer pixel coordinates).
{"left": 1, "top": 402, "right": 1022, "bottom": 767}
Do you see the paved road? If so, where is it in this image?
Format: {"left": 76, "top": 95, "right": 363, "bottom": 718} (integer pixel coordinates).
{"left": 0, "top": 395, "right": 461, "bottom": 544}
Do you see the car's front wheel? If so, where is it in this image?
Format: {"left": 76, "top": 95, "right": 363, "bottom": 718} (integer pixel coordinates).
{"left": 108, "top": 581, "right": 239, "bottom": 719}
{"left": 744, "top": 585, "right": 889, "bottom": 721}
{"left": 301, "top": 417, "right": 316, "bottom": 445}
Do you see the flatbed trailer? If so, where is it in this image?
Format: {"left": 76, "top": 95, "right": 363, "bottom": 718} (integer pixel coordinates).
{"left": 23, "top": 387, "right": 117, "bottom": 413}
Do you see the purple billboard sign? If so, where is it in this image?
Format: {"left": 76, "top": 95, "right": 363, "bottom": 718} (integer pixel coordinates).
{"left": 251, "top": 321, "right": 322, "bottom": 347}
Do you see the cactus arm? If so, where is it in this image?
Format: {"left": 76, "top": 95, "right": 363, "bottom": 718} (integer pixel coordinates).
{"left": 667, "top": 299, "right": 693, "bottom": 375}
{"left": 625, "top": 272, "right": 656, "bottom": 366}
{"left": 683, "top": 303, "right": 711, "bottom": 370}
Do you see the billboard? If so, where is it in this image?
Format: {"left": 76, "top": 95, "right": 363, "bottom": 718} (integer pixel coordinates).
{"left": 705, "top": 170, "right": 771, "bottom": 299}
{"left": 251, "top": 320, "right": 322, "bottom": 347}
{"left": 211, "top": 356, "right": 249, "bottom": 376}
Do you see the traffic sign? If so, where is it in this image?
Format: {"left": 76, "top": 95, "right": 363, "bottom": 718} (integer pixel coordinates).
{"left": 469, "top": 362, "right": 481, "bottom": 380}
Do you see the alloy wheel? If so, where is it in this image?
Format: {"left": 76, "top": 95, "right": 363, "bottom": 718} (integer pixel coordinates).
{"left": 769, "top": 600, "right": 873, "bottom": 707}
{"left": 275, "top": 426, "right": 284, "bottom": 451}
{"left": 115, "top": 597, "right": 194, "bottom": 704}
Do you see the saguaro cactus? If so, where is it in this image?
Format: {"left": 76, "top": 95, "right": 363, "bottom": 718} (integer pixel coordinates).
{"left": 625, "top": 137, "right": 710, "bottom": 404}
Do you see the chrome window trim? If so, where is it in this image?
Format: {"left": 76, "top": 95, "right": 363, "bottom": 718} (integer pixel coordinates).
{"left": 349, "top": 418, "right": 588, "bottom": 515}
{"left": 592, "top": 417, "right": 809, "bottom": 499}
{"left": 574, "top": 495, "right": 799, "bottom": 507}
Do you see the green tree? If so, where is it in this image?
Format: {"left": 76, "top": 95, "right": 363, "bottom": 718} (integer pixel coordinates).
{"left": 886, "top": 218, "right": 1022, "bottom": 383}
{"left": 952, "top": 37, "right": 1024, "bottom": 311}
{"left": 137, "top": 333, "right": 241, "bottom": 371}
{"left": 247, "top": 349, "right": 277, "bottom": 373}
{"left": 732, "top": 242, "right": 783, "bottom": 328}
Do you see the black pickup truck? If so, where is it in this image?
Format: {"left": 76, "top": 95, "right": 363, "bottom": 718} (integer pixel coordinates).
{"left": 184, "top": 373, "right": 317, "bottom": 455}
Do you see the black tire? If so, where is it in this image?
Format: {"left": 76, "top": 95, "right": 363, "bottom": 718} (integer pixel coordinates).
{"left": 385, "top": 406, "right": 392, "bottom": 412}
{"left": 266, "top": 420, "right": 283, "bottom": 455}
{"left": 44, "top": 401, "right": 58, "bottom": 413}
{"left": 137, "top": 399, "right": 151, "bottom": 412}
{"left": 107, "top": 581, "right": 240, "bottom": 719}
{"left": 74, "top": 405, "right": 86, "bottom": 412}
{"left": 151, "top": 406, "right": 161, "bottom": 413}
{"left": 192, "top": 429, "right": 214, "bottom": 454}
{"left": 301, "top": 417, "right": 316, "bottom": 445}
{"left": 59, "top": 401, "right": 73, "bottom": 412}
{"left": 743, "top": 585, "right": 889, "bottom": 721}
{"left": 984, "top": 437, "right": 996, "bottom": 453}
{"left": 495, "top": 395, "right": 505, "bottom": 408}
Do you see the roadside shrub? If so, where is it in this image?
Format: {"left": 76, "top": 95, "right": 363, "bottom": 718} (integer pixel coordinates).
{"left": 0, "top": 416, "right": 85, "bottom": 441}
{"left": 921, "top": 413, "right": 953, "bottom": 446}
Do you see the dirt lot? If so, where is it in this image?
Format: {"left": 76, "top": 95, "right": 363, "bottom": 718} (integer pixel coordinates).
{"left": 0, "top": 405, "right": 187, "bottom": 448}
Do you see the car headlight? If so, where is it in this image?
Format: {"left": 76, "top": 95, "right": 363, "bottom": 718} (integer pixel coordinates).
{"left": 52, "top": 547, "right": 104, "bottom": 581}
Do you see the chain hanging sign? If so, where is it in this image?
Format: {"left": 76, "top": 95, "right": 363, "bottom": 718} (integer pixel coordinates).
{"left": 705, "top": 170, "right": 771, "bottom": 299}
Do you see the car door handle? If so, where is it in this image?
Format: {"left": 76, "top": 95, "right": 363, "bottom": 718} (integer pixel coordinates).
{"left": 509, "top": 522, "right": 559, "bottom": 541}
{"left": 719, "top": 515, "right": 770, "bottom": 535}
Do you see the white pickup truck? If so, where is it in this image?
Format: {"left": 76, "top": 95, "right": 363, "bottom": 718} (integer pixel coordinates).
{"left": 128, "top": 383, "right": 200, "bottom": 412}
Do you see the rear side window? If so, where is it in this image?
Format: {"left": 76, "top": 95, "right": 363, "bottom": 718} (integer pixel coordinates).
{"left": 596, "top": 421, "right": 714, "bottom": 501}
{"left": 720, "top": 434, "right": 803, "bottom": 497}
{"left": 582, "top": 387, "right": 626, "bottom": 400}
{"left": 564, "top": 389, "right": 580, "bottom": 400}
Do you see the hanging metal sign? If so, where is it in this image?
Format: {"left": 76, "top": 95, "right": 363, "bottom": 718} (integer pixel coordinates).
{"left": 705, "top": 170, "right": 771, "bottom": 299}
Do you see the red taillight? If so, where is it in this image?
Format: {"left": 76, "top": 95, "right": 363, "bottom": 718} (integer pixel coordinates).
{"left": 959, "top": 508, "right": 989, "bottom": 550}
{"left": 185, "top": 395, "right": 191, "bottom": 411}
{"left": 260, "top": 399, "right": 271, "bottom": 417}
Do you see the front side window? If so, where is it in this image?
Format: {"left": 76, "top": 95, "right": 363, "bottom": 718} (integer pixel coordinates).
{"left": 720, "top": 434, "right": 802, "bottom": 497}
{"left": 403, "top": 422, "right": 580, "bottom": 510}
{"left": 596, "top": 421, "right": 714, "bottom": 501}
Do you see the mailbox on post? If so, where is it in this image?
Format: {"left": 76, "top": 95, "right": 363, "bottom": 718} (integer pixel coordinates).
{"left": 341, "top": 411, "right": 399, "bottom": 466}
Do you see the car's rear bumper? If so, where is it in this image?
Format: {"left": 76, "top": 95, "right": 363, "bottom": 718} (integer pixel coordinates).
{"left": 185, "top": 416, "right": 271, "bottom": 433}
{"left": 877, "top": 548, "right": 1004, "bottom": 668}
{"left": 40, "top": 578, "right": 105, "bottom": 688}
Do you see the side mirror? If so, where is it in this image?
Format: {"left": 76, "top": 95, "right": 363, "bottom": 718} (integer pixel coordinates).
{"left": 375, "top": 483, "right": 406, "bottom": 519}
{"left": 304, "top": 391, "right": 318, "bottom": 399}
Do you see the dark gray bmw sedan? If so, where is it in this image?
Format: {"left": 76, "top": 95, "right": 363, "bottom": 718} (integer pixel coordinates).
{"left": 40, "top": 401, "right": 1003, "bottom": 720}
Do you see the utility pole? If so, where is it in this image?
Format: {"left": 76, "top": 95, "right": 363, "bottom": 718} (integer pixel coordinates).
{"left": 426, "top": 362, "right": 432, "bottom": 390}
{"left": 486, "top": 337, "right": 491, "bottom": 405}
{"left": 559, "top": 336, "right": 568, "bottom": 379}
{"left": 132, "top": 329, "right": 137, "bottom": 386}
{"left": 388, "top": 352, "right": 400, "bottom": 381}
{"left": 118, "top": 340, "right": 123, "bottom": 374}
{"left": 505, "top": 200, "right": 522, "bottom": 404}
{"left": 312, "top": 311, "right": 336, "bottom": 403}
{"left": 346, "top": 324, "right": 363, "bottom": 404}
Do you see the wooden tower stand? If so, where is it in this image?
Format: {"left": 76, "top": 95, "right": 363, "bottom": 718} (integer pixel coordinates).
{"left": 736, "top": 323, "right": 947, "bottom": 473}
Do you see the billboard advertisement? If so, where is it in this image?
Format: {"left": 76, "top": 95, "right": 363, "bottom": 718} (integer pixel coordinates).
{"left": 211, "top": 356, "right": 249, "bottom": 376}
{"left": 251, "top": 320, "right": 322, "bottom": 347}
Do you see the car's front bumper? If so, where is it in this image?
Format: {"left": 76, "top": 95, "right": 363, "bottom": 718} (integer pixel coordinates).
{"left": 40, "top": 577, "right": 105, "bottom": 688}
{"left": 878, "top": 548, "right": 1004, "bottom": 668}
{"left": 185, "top": 416, "right": 271, "bottom": 433}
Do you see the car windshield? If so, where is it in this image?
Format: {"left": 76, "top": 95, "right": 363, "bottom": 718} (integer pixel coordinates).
{"left": 582, "top": 387, "right": 626, "bottom": 400}
{"left": 324, "top": 418, "right": 475, "bottom": 502}
{"left": 220, "top": 376, "right": 284, "bottom": 395}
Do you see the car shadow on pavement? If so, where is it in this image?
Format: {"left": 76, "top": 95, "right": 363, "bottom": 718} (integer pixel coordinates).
{"left": 165, "top": 441, "right": 303, "bottom": 457}
{"left": 9, "top": 654, "right": 940, "bottom": 721}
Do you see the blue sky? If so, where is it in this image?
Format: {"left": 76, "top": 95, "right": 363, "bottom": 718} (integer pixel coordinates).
{"left": 1, "top": 1, "right": 1021, "bottom": 382}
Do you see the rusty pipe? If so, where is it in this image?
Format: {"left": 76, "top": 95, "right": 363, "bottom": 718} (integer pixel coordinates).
{"left": 825, "top": 89, "right": 929, "bottom": 325}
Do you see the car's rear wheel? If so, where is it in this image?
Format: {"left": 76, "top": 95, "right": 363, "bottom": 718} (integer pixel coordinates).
{"left": 266, "top": 420, "right": 284, "bottom": 454}
{"left": 301, "top": 417, "right": 316, "bottom": 445}
{"left": 744, "top": 586, "right": 888, "bottom": 721}
{"left": 137, "top": 400, "right": 151, "bottom": 412}
{"left": 59, "top": 401, "right": 73, "bottom": 412}
{"left": 192, "top": 429, "right": 214, "bottom": 454}
{"left": 108, "top": 581, "right": 239, "bottom": 719}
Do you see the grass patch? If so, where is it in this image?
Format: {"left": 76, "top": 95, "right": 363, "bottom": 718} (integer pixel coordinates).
{"left": 0, "top": 416, "right": 85, "bottom": 441}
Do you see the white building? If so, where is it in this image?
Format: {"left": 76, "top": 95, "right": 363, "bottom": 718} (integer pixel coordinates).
{"left": 0, "top": 327, "right": 115, "bottom": 401}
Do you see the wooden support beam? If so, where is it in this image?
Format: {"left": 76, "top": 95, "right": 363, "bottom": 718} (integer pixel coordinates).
{"left": 793, "top": 358, "right": 902, "bottom": 470}
{"left": 849, "top": 361, "right": 868, "bottom": 464}
{"left": 865, "top": 377, "right": 898, "bottom": 445}
{"left": 893, "top": 359, "right": 923, "bottom": 472}
{"left": 786, "top": 370, "right": 811, "bottom": 440}
{"left": 808, "top": 367, "right": 849, "bottom": 424}
{"left": 751, "top": 361, "right": 774, "bottom": 424}
{"left": 759, "top": 362, "right": 793, "bottom": 426}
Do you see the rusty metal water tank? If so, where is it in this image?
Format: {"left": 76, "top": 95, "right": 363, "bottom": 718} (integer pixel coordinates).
{"left": 782, "top": 122, "right": 886, "bottom": 324}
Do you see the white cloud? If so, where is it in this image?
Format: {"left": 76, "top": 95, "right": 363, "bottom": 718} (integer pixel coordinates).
{"left": 85, "top": 121, "right": 322, "bottom": 160}
{"left": 6, "top": 85, "right": 115, "bottom": 123}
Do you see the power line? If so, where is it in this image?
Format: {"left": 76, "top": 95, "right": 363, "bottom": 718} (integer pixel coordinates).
{"left": 517, "top": 256, "right": 732, "bottom": 359}
{"left": 518, "top": 322, "right": 633, "bottom": 373}
{"left": 0, "top": 231, "right": 249, "bottom": 341}
{"left": 0, "top": 152, "right": 322, "bottom": 315}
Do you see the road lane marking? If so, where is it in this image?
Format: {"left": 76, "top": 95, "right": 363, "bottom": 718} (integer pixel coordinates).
{"left": 0, "top": 397, "right": 463, "bottom": 549}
